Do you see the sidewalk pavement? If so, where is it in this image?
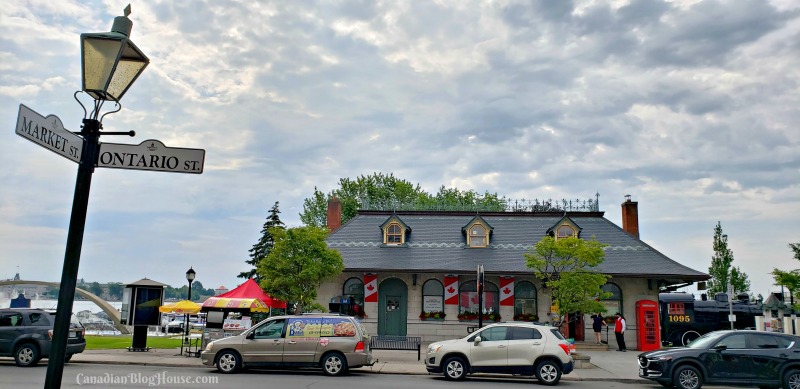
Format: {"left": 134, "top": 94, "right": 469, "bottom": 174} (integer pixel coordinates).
{"left": 70, "top": 346, "right": 646, "bottom": 383}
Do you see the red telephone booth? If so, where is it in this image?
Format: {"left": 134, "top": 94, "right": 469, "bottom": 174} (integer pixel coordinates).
{"left": 636, "top": 299, "right": 660, "bottom": 351}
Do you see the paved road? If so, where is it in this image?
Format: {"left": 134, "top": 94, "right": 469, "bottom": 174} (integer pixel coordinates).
{"left": 1, "top": 361, "right": 739, "bottom": 389}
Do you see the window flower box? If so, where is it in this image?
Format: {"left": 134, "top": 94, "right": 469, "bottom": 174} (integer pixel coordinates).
{"left": 419, "top": 311, "right": 446, "bottom": 320}
{"left": 457, "top": 311, "right": 501, "bottom": 322}
{"left": 513, "top": 313, "right": 539, "bottom": 322}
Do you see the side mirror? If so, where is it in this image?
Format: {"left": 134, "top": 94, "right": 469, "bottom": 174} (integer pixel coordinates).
{"left": 713, "top": 344, "right": 727, "bottom": 351}
{"left": 246, "top": 331, "right": 255, "bottom": 340}
{"left": 474, "top": 336, "right": 482, "bottom": 344}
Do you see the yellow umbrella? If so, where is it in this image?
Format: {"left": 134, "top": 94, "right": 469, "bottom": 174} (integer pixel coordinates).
{"left": 159, "top": 300, "right": 201, "bottom": 314}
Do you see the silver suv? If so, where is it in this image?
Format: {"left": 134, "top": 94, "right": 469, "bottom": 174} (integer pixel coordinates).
{"left": 425, "top": 322, "right": 573, "bottom": 385}
{"left": 201, "top": 314, "right": 374, "bottom": 375}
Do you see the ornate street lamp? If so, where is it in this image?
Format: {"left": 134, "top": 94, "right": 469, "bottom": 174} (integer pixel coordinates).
{"left": 80, "top": 4, "right": 149, "bottom": 102}
{"left": 44, "top": 5, "right": 147, "bottom": 388}
{"left": 184, "top": 267, "right": 196, "bottom": 354}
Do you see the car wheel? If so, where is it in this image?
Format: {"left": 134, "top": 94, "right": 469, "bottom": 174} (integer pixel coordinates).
{"left": 443, "top": 356, "right": 468, "bottom": 380}
{"left": 321, "top": 352, "right": 348, "bottom": 376}
{"left": 783, "top": 369, "right": 800, "bottom": 389}
{"left": 64, "top": 354, "right": 73, "bottom": 363}
{"left": 673, "top": 365, "right": 703, "bottom": 389}
{"left": 14, "top": 343, "right": 40, "bottom": 367}
{"left": 534, "top": 360, "right": 562, "bottom": 386}
{"left": 215, "top": 350, "right": 241, "bottom": 374}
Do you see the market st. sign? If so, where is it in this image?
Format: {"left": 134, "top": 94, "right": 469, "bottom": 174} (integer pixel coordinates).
{"left": 15, "top": 104, "right": 83, "bottom": 163}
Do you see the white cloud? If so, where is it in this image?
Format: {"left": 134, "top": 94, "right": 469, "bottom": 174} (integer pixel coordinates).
{"left": 0, "top": 0, "right": 797, "bottom": 294}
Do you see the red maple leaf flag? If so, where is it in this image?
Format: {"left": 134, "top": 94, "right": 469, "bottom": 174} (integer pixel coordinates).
{"left": 364, "top": 273, "right": 378, "bottom": 302}
{"left": 444, "top": 275, "right": 459, "bottom": 305}
{"left": 500, "top": 277, "right": 514, "bottom": 306}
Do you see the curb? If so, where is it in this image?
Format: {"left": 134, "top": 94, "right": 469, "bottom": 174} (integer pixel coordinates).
{"left": 70, "top": 359, "right": 649, "bottom": 384}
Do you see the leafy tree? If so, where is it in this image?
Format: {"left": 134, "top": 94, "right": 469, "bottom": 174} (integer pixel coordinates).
{"left": 239, "top": 201, "right": 285, "bottom": 282}
{"left": 257, "top": 226, "right": 344, "bottom": 313}
{"left": 771, "top": 242, "right": 800, "bottom": 310}
{"left": 524, "top": 236, "right": 611, "bottom": 326}
{"left": 106, "top": 282, "right": 123, "bottom": 300}
{"left": 706, "top": 222, "right": 750, "bottom": 295}
{"left": 89, "top": 282, "right": 104, "bottom": 297}
{"left": 299, "top": 172, "right": 504, "bottom": 227}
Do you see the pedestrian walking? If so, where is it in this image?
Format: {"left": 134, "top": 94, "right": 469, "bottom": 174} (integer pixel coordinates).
{"left": 591, "top": 313, "right": 606, "bottom": 344}
{"left": 614, "top": 313, "right": 626, "bottom": 351}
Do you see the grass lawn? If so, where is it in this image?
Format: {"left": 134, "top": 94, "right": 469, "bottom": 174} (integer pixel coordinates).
{"left": 85, "top": 335, "right": 183, "bottom": 350}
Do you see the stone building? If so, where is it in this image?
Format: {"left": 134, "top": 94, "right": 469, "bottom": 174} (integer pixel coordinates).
{"left": 315, "top": 195, "right": 709, "bottom": 349}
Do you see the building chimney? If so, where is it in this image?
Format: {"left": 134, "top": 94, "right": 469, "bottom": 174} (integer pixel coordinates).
{"left": 327, "top": 197, "right": 342, "bottom": 232}
{"left": 621, "top": 195, "right": 639, "bottom": 239}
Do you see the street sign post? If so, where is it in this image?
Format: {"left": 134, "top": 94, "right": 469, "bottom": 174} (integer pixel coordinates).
{"left": 98, "top": 139, "right": 205, "bottom": 173}
{"left": 15, "top": 104, "right": 83, "bottom": 163}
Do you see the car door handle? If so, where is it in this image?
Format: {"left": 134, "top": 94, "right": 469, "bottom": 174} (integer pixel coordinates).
{"left": 288, "top": 341, "right": 297, "bottom": 344}
{"left": 498, "top": 345, "right": 506, "bottom": 348}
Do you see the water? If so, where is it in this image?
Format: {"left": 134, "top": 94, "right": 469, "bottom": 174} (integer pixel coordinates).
{"left": 1, "top": 299, "right": 124, "bottom": 313}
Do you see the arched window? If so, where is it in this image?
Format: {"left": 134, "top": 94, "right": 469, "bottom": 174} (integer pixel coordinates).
{"left": 458, "top": 280, "right": 499, "bottom": 317}
{"left": 514, "top": 281, "right": 538, "bottom": 320}
{"left": 556, "top": 225, "right": 575, "bottom": 239}
{"left": 340, "top": 277, "right": 365, "bottom": 317}
{"left": 468, "top": 224, "right": 488, "bottom": 247}
{"left": 600, "top": 283, "right": 623, "bottom": 316}
{"left": 385, "top": 223, "right": 403, "bottom": 244}
{"left": 422, "top": 279, "right": 444, "bottom": 314}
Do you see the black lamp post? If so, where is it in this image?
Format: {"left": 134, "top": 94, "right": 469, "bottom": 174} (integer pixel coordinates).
{"left": 184, "top": 267, "right": 196, "bottom": 353}
{"left": 44, "top": 6, "right": 148, "bottom": 389}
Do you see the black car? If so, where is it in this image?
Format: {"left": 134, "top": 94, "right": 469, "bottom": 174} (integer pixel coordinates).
{"left": 0, "top": 308, "right": 86, "bottom": 367}
{"left": 638, "top": 330, "right": 800, "bottom": 389}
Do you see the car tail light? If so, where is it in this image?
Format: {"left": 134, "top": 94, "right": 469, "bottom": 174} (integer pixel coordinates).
{"left": 354, "top": 341, "right": 365, "bottom": 353}
{"left": 558, "top": 343, "right": 570, "bottom": 355}
{"left": 48, "top": 330, "right": 53, "bottom": 340}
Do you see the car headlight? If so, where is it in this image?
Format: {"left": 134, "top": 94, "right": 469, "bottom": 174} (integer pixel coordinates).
{"left": 655, "top": 356, "right": 672, "bottom": 361}
{"left": 204, "top": 341, "right": 215, "bottom": 352}
{"left": 428, "top": 344, "right": 443, "bottom": 353}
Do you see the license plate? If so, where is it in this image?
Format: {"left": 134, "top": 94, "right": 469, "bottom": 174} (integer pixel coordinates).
{"left": 639, "top": 368, "right": 646, "bottom": 376}
{"left": 69, "top": 331, "right": 76, "bottom": 338}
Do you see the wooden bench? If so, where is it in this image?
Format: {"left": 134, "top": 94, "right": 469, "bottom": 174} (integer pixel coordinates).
{"left": 369, "top": 335, "right": 422, "bottom": 360}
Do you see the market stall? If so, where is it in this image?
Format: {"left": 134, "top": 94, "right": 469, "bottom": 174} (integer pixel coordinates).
{"left": 200, "top": 279, "right": 286, "bottom": 343}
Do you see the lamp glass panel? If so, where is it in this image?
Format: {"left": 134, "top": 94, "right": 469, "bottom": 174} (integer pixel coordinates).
{"left": 107, "top": 59, "right": 146, "bottom": 100}
{"left": 82, "top": 38, "right": 121, "bottom": 97}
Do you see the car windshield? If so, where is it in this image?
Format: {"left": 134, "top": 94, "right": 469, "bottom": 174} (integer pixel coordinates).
{"left": 686, "top": 331, "right": 728, "bottom": 348}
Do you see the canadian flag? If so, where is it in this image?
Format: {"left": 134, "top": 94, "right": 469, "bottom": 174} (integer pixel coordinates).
{"left": 444, "top": 276, "right": 459, "bottom": 305}
{"left": 364, "top": 273, "right": 378, "bottom": 302}
{"left": 500, "top": 277, "right": 514, "bottom": 306}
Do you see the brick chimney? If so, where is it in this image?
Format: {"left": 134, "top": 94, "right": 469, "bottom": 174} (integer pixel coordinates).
{"left": 326, "top": 197, "right": 342, "bottom": 232}
{"left": 621, "top": 195, "right": 639, "bottom": 239}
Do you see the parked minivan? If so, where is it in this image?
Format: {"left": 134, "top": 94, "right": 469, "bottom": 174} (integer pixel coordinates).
{"left": 201, "top": 314, "right": 374, "bottom": 375}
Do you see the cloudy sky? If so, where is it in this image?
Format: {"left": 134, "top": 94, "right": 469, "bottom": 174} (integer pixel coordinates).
{"left": 1, "top": 0, "right": 798, "bottom": 298}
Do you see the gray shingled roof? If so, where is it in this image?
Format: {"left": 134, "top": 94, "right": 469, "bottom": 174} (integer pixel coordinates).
{"left": 327, "top": 212, "right": 709, "bottom": 282}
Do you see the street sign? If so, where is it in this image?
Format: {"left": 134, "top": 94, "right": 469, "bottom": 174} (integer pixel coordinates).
{"left": 15, "top": 104, "right": 83, "bottom": 163}
{"left": 97, "top": 139, "right": 205, "bottom": 174}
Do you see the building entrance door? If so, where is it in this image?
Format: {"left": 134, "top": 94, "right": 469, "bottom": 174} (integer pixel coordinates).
{"left": 378, "top": 278, "right": 407, "bottom": 336}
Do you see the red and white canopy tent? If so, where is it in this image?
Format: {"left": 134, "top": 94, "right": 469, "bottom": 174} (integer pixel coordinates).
{"left": 201, "top": 279, "right": 286, "bottom": 312}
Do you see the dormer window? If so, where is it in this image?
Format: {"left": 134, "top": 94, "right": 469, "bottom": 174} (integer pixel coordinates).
{"left": 468, "top": 225, "right": 488, "bottom": 247}
{"left": 462, "top": 216, "right": 493, "bottom": 248}
{"left": 547, "top": 216, "right": 581, "bottom": 240}
{"left": 386, "top": 223, "right": 403, "bottom": 244}
{"left": 380, "top": 215, "right": 410, "bottom": 246}
{"left": 556, "top": 225, "right": 575, "bottom": 239}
